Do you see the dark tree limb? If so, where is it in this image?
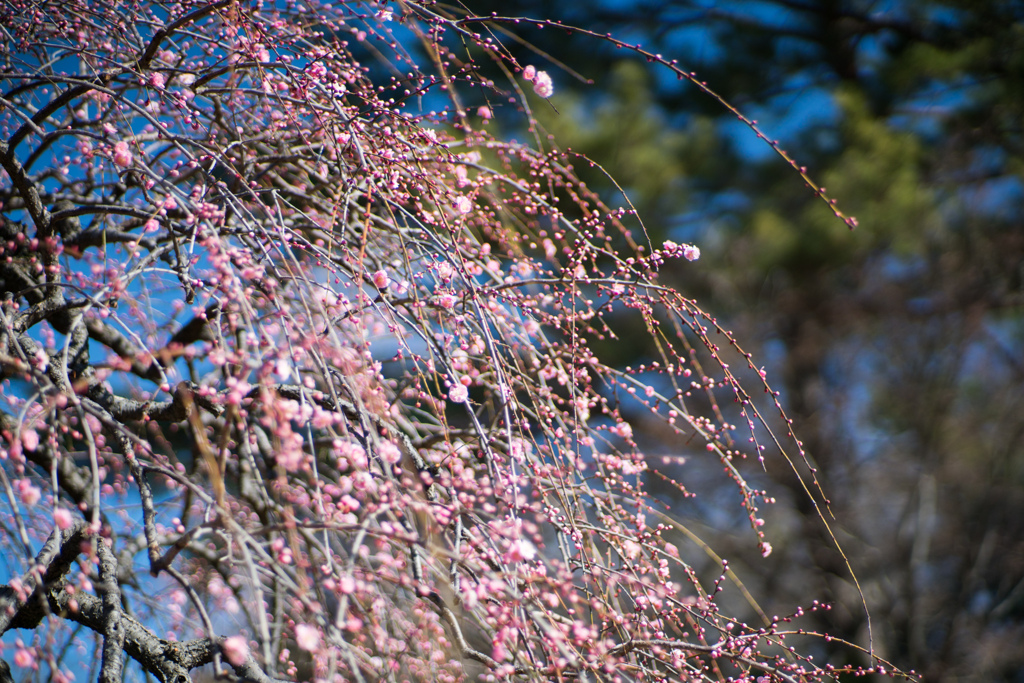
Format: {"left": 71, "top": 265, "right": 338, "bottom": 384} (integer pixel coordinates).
{"left": 0, "top": 140, "right": 50, "bottom": 237}
{"left": 84, "top": 317, "right": 164, "bottom": 381}
{"left": 0, "top": 521, "right": 89, "bottom": 634}
{"left": 84, "top": 380, "right": 225, "bottom": 423}
{"left": 97, "top": 541, "right": 127, "bottom": 683}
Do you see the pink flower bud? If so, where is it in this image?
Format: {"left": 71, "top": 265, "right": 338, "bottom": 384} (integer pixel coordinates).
{"left": 611, "top": 421, "right": 633, "bottom": 439}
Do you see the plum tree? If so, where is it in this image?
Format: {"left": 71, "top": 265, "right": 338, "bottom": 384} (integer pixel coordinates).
{"left": 0, "top": 2, "right": 899, "bottom": 682}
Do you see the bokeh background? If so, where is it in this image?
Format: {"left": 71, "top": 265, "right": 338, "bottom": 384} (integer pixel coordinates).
{"left": 465, "top": 1, "right": 1024, "bottom": 680}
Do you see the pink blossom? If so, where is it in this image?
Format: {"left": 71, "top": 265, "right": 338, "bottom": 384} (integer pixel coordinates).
{"left": 454, "top": 195, "right": 473, "bottom": 214}
{"left": 275, "top": 357, "right": 293, "bottom": 380}
{"left": 543, "top": 238, "right": 557, "bottom": 259}
{"left": 338, "top": 441, "right": 368, "bottom": 469}
{"left": 448, "top": 383, "right": 468, "bottom": 403}
{"left": 507, "top": 538, "right": 536, "bottom": 562}
{"left": 295, "top": 623, "right": 320, "bottom": 651}
{"left": 148, "top": 72, "right": 165, "bottom": 89}
{"left": 492, "top": 627, "right": 512, "bottom": 663}
{"left": 371, "top": 269, "right": 390, "bottom": 289}
{"left": 378, "top": 440, "right": 402, "bottom": 465}
{"left": 436, "top": 261, "right": 454, "bottom": 281}
{"left": 532, "top": 70, "right": 554, "bottom": 98}
{"left": 477, "top": 106, "right": 492, "bottom": 119}
{"left": 521, "top": 63, "right": 554, "bottom": 96}
{"left": 222, "top": 636, "right": 249, "bottom": 666}
{"left": 21, "top": 428, "right": 39, "bottom": 451}
{"left": 13, "top": 647, "right": 34, "bottom": 669}
{"left": 112, "top": 141, "right": 133, "bottom": 167}
{"left": 611, "top": 421, "right": 633, "bottom": 439}
{"left": 760, "top": 541, "right": 773, "bottom": 558}
{"left": 436, "top": 293, "right": 457, "bottom": 309}
{"left": 509, "top": 438, "right": 530, "bottom": 462}
{"left": 54, "top": 508, "right": 74, "bottom": 530}
{"left": 662, "top": 240, "right": 700, "bottom": 261}
{"left": 17, "top": 481, "right": 41, "bottom": 507}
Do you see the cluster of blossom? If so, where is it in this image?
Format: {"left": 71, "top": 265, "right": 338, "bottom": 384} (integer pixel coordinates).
{"left": 663, "top": 239, "right": 702, "bottom": 261}
{"left": 522, "top": 64, "right": 555, "bottom": 98}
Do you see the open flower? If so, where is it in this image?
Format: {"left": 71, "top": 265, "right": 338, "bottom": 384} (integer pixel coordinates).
{"left": 112, "top": 141, "right": 133, "bottom": 167}
{"left": 436, "top": 293, "right": 457, "bottom": 309}
{"left": 449, "top": 383, "right": 469, "bottom": 403}
{"left": 54, "top": 508, "right": 74, "bottom": 530}
{"left": 222, "top": 636, "right": 249, "bottom": 666}
{"left": 17, "top": 481, "right": 41, "bottom": 507}
{"left": 522, "top": 65, "right": 554, "bottom": 98}
{"left": 13, "top": 647, "right": 35, "bottom": 669}
{"left": 454, "top": 195, "right": 473, "bottom": 214}
{"left": 532, "top": 70, "right": 554, "bottom": 98}
{"left": 295, "top": 624, "right": 320, "bottom": 651}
